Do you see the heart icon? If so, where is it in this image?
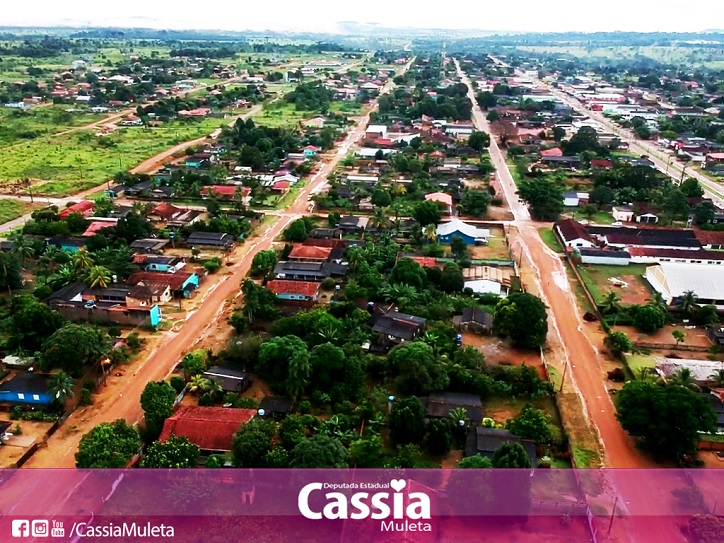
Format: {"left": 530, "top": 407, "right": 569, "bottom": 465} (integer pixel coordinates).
{"left": 390, "top": 479, "right": 406, "bottom": 492}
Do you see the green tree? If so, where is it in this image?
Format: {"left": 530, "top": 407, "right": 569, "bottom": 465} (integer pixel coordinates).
{"left": 680, "top": 178, "right": 704, "bottom": 198}
{"left": 278, "top": 414, "right": 307, "bottom": 451}
{"left": 601, "top": 291, "right": 622, "bottom": 315}
{"left": 589, "top": 185, "right": 615, "bottom": 210}
{"left": 669, "top": 368, "right": 700, "bottom": 391}
{"left": 425, "top": 419, "right": 452, "bottom": 455}
{"left": 634, "top": 305, "right": 666, "bottom": 333}
{"left": 493, "top": 293, "right": 548, "bottom": 349}
{"left": 661, "top": 187, "right": 690, "bottom": 223}
{"left": 517, "top": 178, "right": 564, "bottom": 221}
{"left": 450, "top": 235, "right": 468, "bottom": 261}
{"left": 492, "top": 441, "right": 532, "bottom": 468}
{"left": 182, "top": 350, "right": 207, "bottom": 378}
{"left": 140, "top": 381, "right": 176, "bottom": 440}
{"left": 439, "top": 262, "right": 464, "bottom": 293}
{"left": 388, "top": 341, "right": 447, "bottom": 396}
{"left": 460, "top": 190, "right": 491, "bottom": 217}
{"left": 85, "top": 265, "right": 113, "bottom": 289}
{"left": 283, "top": 218, "right": 309, "bottom": 242}
{"left": 371, "top": 189, "right": 392, "bottom": 208}
{"left": 552, "top": 126, "right": 566, "bottom": 142}
{"left": 289, "top": 435, "right": 349, "bottom": 468}
{"left": 250, "top": 250, "right": 277, "bottom": 277}
{"left": 232, "top": 418, "right": 275, "bottom": 467}
{"left": 486, "top": 110, "right": 500, "bottom": 122}
{"left": 47, "top": 370, "right": 74, "bottom": 409}
{"left": 75, "top": 419, "right": 141, "bottom": 468}
{"left": 389, "top": 257, "right": 428, "bottom": 289}
{"left": 141, "top": 436, "right": 200, "bottom": 468}
{"left": 389, "top": 396, "right": 427, "bottom": 445}
{"left": 476, "top": 91, "right": 497, "bottom": 110}
{"left": 349, "top": 435, "right": 385, "bottom": 468}
{"left": 678, "top": 290, "right": 699, "bottom": 316}
{"left": 506, "top": 405, "right": 552, "bottom": 443}
{"left": 309, "top": 343, "right": 346, "bottom": 393}
{"left": 9, "top": 296, "right": 66, "bottom": 351}
{"left": 40, "top": 324, "right": 111, "bottom": 376}
{"left": 241, "top": 278, "right": 279, "bottom": 322}
{"left": 257, "top": 335, "right": 310, "bottom": 396}
{"left": 616, "top": 381, "right": 716, "bottom": 462}
{"left": 458, "top": 454, "right": 494, "bottom": 468}
{"left": 672, "top": 329, "right": 685, "bottom": 347}
{"left": 468, "top": 131, "right": 491, "bottom": 151}
{"left": 604, "top": 331, "right": 632, "bottom": 359}
{"left": 413, "top": 200, "right": 443, "bottom": 226}
{"left": 72, "top": 249, "right": 94, "bottom": 271}
{"left": 694, "top": 201, "right": 716, "bottom": 225}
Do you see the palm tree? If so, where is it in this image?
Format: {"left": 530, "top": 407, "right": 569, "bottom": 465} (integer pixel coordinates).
{"left": 448, "top": 407, "right": 469, "bottom": 428}
{"left": 347, "top": 247, "right": 365, "bottom": 274}
{"left": 370, "top": 207, "right": 389, "bottom": 232}
{"left": 669, "top": 368, "right": 700, "bottom": 391}
{"left": 601, "top": 291, "right": 622, "bottom": 315}
{"left": 188, "top": 375, "right": 207, "bottom": 395}
{"left": 380, "top": 284, "right": 420, "bottom": 306}
{"left": 85, "top": 266, "right": 113, "bottom": 289}
{"left": 48, "top": 265, "right": 77, "bottom": 291}
{"left": 423, "top": 224, "right": 437, "bottom": 244}
{"left": 47, "top": 371, "right": 74, "bottom": 408}
{"left": 72, "top": 249, "right": 94, "bottom": 271}
{"left": 710, "top": 368, "right": 724, "bottom": 388}
{"left": 678, "top": 290, "right": 699, "bottom": 316}
{"left": 647, "top": 291, "right": 668, "bottom": 313}
{"left": 205, "top": 379, "right": 223, "bottom": 399}
{"left": 11, "top": 234, "right": 34, "bottom": 268}
{"left": 317, "top": 325, "right": 339, "bottom": 343}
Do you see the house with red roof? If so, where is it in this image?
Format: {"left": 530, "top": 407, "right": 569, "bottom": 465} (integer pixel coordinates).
{"left": 288, "top": 244, "right": 332, "bottom": 262}
{"left": 266, "top": 280, "right": 321, "bottom": 302}
{"left": 82, "top": 221, "right": 116, "bottom": 237}
{"left": 272, "top": 181, "right": 290, "bottom": 193}
{"left": 554, "top": 219, "right": 595, "bottom": 248}
{"left": 201, "top": 185, "right": 251, "bottom": 203}
{"left": 540, "top": 147, "right": 563, "bottom": 157}
{"left": 59, "top": 200, "right": 94, "bottom": 219}
{"left": 147, "top": 202, "right": 182, "bottom": 222}
{"left": 159, "top": 406, "right": 256, "bottom": 454}
{"left": 425, "top": 192, "right": 454, "bottom": 215}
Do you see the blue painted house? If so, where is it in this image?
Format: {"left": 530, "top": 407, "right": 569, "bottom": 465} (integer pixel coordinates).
{"left": 0, "top": 373, "right": 52, "bottom": 406}
{"left": 436, "top": 219, "right": 491, "bottom": 246}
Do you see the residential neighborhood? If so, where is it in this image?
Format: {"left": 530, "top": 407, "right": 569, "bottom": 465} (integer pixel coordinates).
{"left": 0, "top": 19, "right": 721, "bottom": 543}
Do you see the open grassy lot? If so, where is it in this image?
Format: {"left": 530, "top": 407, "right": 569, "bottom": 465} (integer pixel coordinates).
{"left": 0, "top": 107, "right": 104, "bottom": 146}
{"left": 515, "top": 45, "right": 724, "bottom": 69}
{"left": 255, "top": 102, "right": 311, "bottom": 128}
{"left": 0, "top": 200, "right": 37, "bottom": 225}
{"left": 577, "top": 263, "right": 650, "bottom": 305}
{"left": 0, "top": 117, "right": 228, "bottom": 196}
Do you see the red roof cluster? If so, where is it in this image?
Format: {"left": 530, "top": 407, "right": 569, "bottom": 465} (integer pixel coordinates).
{"left": 540, "top": 147, "right": 563, "bottom": 157}
{"left": 159, "top": 406, "right": 256, "bottom": 451}
{"left": 59, "top": 200, "right": 94, "bottom": 218}
{"left": 149, "top": 202, "right": 181, "bottom": 220}
{"left": 266, "top": 280, "right": 320, "bottom": 298}
{"left": 289, "top": 244, "right": 332, "bottom": 261}
{"left": 201, "top": 185, "right": 250, "bottom": 198}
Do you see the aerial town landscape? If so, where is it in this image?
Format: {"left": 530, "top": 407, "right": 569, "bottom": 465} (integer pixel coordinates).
{"left": 0, "top": 9, "right": 722, "bottom": 542}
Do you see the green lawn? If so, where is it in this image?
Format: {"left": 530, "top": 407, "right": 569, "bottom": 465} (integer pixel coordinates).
{"left": 625, "top": 354, "right": 656, "bottom": 378}
{"left": 255, "top": 102, "right": 313, "bottom": 128}
{"left": 0, "top": 118, "right": 228, "bottom": 196}
{"left": 576, "top": 264, "right": 649, "bottom": 305}
{"left": 572, "top": 445, "right": 599, "bottom": 468}
{"left": 0, "top": 200, "right": 29, "bottom": 225}
{"left": 538, "top": 227, "right": 563, "bottom": 253}
{"left": 0, "top": 106, "right": 104, "bottom": 146}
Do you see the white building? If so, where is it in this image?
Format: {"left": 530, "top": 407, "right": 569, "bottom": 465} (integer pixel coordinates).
{"left": 366, "top": 125, "right": 387, "bottom": 139}
{"left": 645, "top": 263, "right": 724, "bottom": 308}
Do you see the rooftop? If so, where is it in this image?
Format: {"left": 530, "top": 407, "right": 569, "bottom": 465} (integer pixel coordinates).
{"left": 266, "top": 280, "right": 321, "bottom": 297}
{"left": 159, "top": 406, "right": 256, "bottom": 451}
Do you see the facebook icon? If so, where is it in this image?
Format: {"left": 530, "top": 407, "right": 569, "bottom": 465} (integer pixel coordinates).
{"left": 12, "top": 519, "right": 29, "bottom": 538}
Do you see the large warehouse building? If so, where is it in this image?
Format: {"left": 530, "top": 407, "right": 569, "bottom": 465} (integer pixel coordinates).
{"left": 645, "top": 263, "right": 724, "bottom": 309}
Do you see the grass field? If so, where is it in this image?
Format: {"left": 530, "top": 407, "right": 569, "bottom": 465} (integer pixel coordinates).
{"left": 515, "top": 45, "right": 724, "bottom": 69}
{"left": 0, "top": 118, "right": 228, "bottom": 196}
{"left": 577, "top": 264, "right": 650, "bottom": 305}
{"left": 0, "top": 200, "right": 33, "bottom": 225}
{"left": 538, "top": 227, "right": 563, "bottom": 253}
{"left": 255, "top": 102, "right": 311, "bottom": 128}
{"left": 0, "top": 107, "right": 104, "bottom": 146}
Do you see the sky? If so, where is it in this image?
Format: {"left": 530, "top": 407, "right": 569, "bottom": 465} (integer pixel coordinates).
{"left": 2, "top": 0, "right": 721, "bottom": 34}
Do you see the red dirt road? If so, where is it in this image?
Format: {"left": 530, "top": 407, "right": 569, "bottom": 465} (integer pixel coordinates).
{"left": 457, "top": 59, "right": 682, "bottom": 543}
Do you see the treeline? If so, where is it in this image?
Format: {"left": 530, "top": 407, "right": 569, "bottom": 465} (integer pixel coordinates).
{"left": 285, "top": 82, "right": 334, "bottom": 113}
